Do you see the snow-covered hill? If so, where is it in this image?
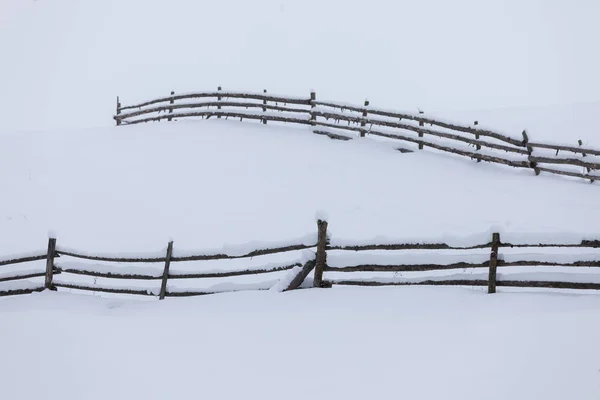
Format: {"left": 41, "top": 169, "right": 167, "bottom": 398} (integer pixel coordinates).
{"left": 2, "top": 1, "right": 600, "bottom": 399}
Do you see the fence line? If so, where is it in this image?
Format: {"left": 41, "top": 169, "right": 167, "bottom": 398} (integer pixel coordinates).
{"left": 113, "top": 88, "right": 600, "bottom": 183}
{"left": 2, "top": 219, "right": 600, "bottom": 299}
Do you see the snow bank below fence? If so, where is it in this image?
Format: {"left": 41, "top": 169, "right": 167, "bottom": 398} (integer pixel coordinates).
{"left": 2, "top": 287, "right": 600, "bottom": 400}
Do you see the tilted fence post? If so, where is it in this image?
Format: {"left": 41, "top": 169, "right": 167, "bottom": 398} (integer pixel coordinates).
{"left": 116, "top": 96, "right": 122, "bottom": 126}
{"left": 487, "top": 232, "right": 500, "bottom": 294}
{"left": 360, "top": 99, "right": 369, "bottom": 137}
{"left": 313, "top": 219, "right": 328, "bottom": 287}
{"left": 522, "top": 130, "right": 540, "bottom": 176}
{"left": 167, "top": 91, "right": 175, "bottom": 122}
{"left": 45, "top": 237, "right": 57, "bottom": 290}
{"left": 262, "top": 89, "right": 268, "bottom": 125}
{"left": 159, "top": 241, "right": 174, "bottom": 300}
{"left": 309, "top": 90, "right": 316, "bottom": 126}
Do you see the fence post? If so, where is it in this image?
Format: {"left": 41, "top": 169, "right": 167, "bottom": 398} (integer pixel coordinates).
{"left": 418, "top": 111, "right": 424, "bottom": 149}
{"left": 474, "top": 121, "right": 481, "bottom": 162}
{"left": 45, "top": 237, "right": 57, "bottom": 290}
{"left": 487, "top": 232, "right": 500, "bottom": 294}
{"left": 522, "top": 130, "right": 540, "bottom": 176}
{"left": 167, "top": 91, "right": 175, "bottom": 122}
{"left": 116, "top": 96, "right": 121, "bottom": 126}
{"left": 360, "top": 99, "right": 369, "bottom": 137}
{"left": 217, "top": 86, "right": 222, "bottom": 119}
{"left": 313, "top": 219, "right": 329, "bottom": 287}
{"left": 309, "top": 90, "right": 316, "bottom": 126}
{"left": 159, "top": 241, "right": 173, "bottom": 300}
{"left": 262, "top": 89, "right": 268, "bottom": 125}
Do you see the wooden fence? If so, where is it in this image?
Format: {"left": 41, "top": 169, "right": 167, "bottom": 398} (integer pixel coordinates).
{"left": 2, "top": 220, "right": 600, "bottom": 299}
{"left": 114, "top": 88, "right": 600, "bottom": 183}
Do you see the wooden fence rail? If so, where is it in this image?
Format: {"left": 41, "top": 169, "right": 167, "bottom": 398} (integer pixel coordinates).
{"left": 113, "top": 88, "right": 600, "bottom": 183}
{"left": 2, "top": 219, "right": 600, "bottom": 299}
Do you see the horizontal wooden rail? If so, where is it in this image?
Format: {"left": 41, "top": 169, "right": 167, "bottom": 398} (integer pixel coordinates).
{"left": 168, "top": 263, "right": 300, "bottom": 279}
{"left": 55, "top": 266, "right": 161, "bottom": 280}
{"left": 56, "top": 250, "right": 165, "bottom": 263}
{"left": 501, "top": 241, "right": 600, "bottom": 248}
{"left": 0, "top": 270, "right": 60, "bottom": 283}
{"left": 327, "top": 242, "right": 492, "bottom": 251}
{"left": 529, "top": 142, "right": 600, "bottom": 157}
{"left": 0, "top": 286, "right": 45, "bottom": 297}
{"left": 536, "top": 166, "right": 599, "bottom": 181}
{"left": 120, "top": 91, "right": 311, "bottom": 111}
{"left": 122, "top": 110, "right": 311, "bottom": 126}
{"left": 529, "top": 156, "right": 600, "bottom": 170}
{"left": 117, "top": 101, "right": 311, "bottom": 121}
{"left": 165, "top": 287, "right": 271, "bottom": 297}
{"left": 0, "top": 254, "right": 47, "bottom": 266}
{"left": 314, "top": 101, "right": 525, "bottom": 147}
{"left": 498, "top": 260, "right": 600, "bottom": 267}
{"left": 53, "top": 282, "right": 156, "bottom": 296}
{"left": 324, "top": 262, "right": 488, "bottom": 272}
{"left": 324, "top": 279, "right": 600, "bottom": 290}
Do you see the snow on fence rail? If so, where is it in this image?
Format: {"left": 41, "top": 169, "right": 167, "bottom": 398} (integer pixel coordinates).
{"left": 114, "top": 88, "right": 600, "bottom": 183}
{"left": 2, "top": 220, "right": 600, "bottom": 299}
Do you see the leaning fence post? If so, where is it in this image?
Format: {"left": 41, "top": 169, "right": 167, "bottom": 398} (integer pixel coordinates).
{"left": 217, "top": 86, "right": 222, "bottom": 119}
{"left": 309, "top": 90, "right": 316, "bottom": 126}
{"left": 360, "top": 99, "right": 369, "bottom": 137}
{"left": 522, "top": 130, "right": 540, "bottom": 176}
{"left": 487, "top": 232, "right": 500, "bottom": 294}
{"left": 116, "top": 96, "right": 122, "bottom": 126}
{"left": 167, "top": 91, "right": 175, "bottom": 122}
{"left": 159, "top": 241, "right": 174, "bottom": 300}
{"left": 45, "top": 237, "right": 57, "bottom": 290}
{"left": 313, "top": 219, "right": 329, "bottom": 287}
{"left": 262, "top": 89, "right": 268, "bottom": 125}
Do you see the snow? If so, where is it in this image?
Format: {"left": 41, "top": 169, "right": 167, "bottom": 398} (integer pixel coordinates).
{"left": 2, "top": 0, "right": 600, "bottom": 398}
{"left": 269, "top": 266, "right": 303, "bottom": 292}
{"left": 1, "top": 288, "right": 600, "bottom": 400}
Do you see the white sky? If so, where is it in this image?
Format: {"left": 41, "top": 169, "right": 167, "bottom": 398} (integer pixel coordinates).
{"left": 0, "top": 0, "right": 598, "bottom": 130}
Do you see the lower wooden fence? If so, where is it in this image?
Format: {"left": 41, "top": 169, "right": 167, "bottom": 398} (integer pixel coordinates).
{"left": 1, "top": 219, "right": 600, "bottom": 298}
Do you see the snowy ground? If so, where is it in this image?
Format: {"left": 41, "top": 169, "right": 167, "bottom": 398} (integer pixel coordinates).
{"left": 2, "top": 0, "right": 600, "bottom": 398}
{"left": 1, "top": 288, "right": 600, "bottom": 400}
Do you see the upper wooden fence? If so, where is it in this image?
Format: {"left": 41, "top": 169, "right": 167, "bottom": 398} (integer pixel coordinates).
{"left": 2, "top": 219, "right": 600, "bottom": 299}
{"left": 114, "top": 88, "right": 600, "bottom": 183}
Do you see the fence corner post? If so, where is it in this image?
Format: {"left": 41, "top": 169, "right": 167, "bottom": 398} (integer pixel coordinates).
{"left": 116, "top": 96, "right": 121, "bottom": 126}
{"left": 45, "top": 237, "right": 57, "bottom": 291}
{"left": 360, "top": 99, "right": 369, "bottom": 137}
{"left": 167, "top": 91, "right": 175, "bottom": 122}
{"left": 217, "top": 86, "right": 222, "bottom": 119}
{"left": 313, "top": 219, "right": 328, "bottom": 287}
{"left": 159, "top": 241, "right": 174, "bottom": 300}
{"left": 487, "top": 232, "right": 500, "bottom": 294}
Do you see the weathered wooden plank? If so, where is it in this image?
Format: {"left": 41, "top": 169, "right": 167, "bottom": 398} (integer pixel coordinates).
{"left": 536, "top": 166, "right": 600, "bottom": 181}
{"left": 55, "top": 267, "right": 161, "bottom": 280}
{"left": 45, "top": 238, "right": 57, "bottom": 290}
{"left": 313, "top": 220, "right": 329, "bottom": 288}
{"left": 324, "top": 262, "right": 488, "bottom": 272}
{"left": 325, "top": 279, "right": 489, "bottom": 287}
{"left": 488, "top": 233, "right": 500, "bottom": 294}
{"left": 283, "top": 259, "right": 316, "bottom": 291}
{"left": 159, "top": 241, "right": 173, "bottom": 300}
{"left": 171, "top": 243, "right": 316, "bottom": 262}
{"left": 122, "top": 111, "right": 311, "bottom": 126}
{"left": 0, "top": 287, "right": 45, "bottom": 297}
{"left": 169, "top": 263, "right": 300, "bottom": 279}
{"left": 327, "top": 242, "right": 492, "bottom": 251}
{"left": 528, "top": 142, "right": 600, "bottom": 157}
{"left": 119, "top": 91, "right": 311, "bottom": 111}
{"left": 0, "top": 270, "right": 58, "bottom": 283}
{"left": 0, "top": 254, "right": 47, "bottom": 266}
{"left": 530, "top": 155, "right": 600, "bottom": 170}
{"left": 54, "top": 282, "right": 156, "bottom": 296}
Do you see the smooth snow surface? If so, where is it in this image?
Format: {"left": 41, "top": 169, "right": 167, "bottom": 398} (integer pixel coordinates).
{"left": 1, "top": 289, "right": 600, "bottom": 400}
